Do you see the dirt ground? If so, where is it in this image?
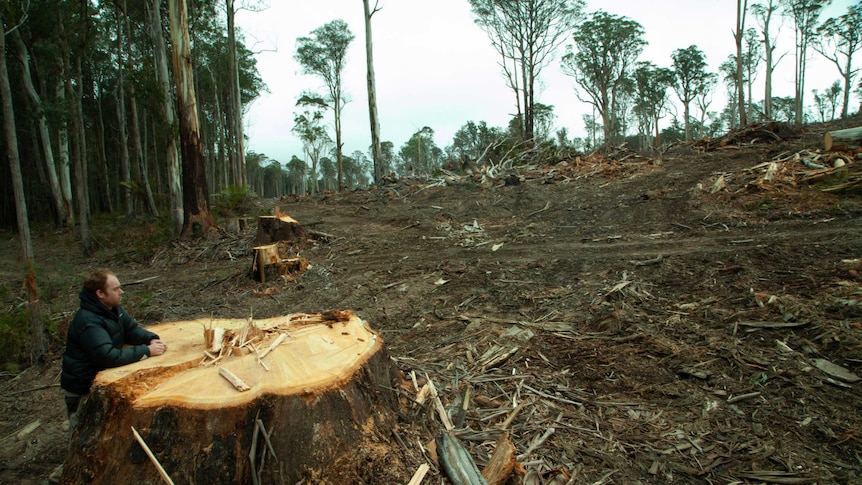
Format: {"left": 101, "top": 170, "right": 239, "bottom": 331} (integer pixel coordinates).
{"left": 1, "top": 122, "right": 861, "bottom": 484}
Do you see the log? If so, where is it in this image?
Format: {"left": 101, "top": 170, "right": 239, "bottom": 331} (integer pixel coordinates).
{"left": 824, "top": 126, "right": 862, "bottom": 152}
{"left": 61, "top": 310, "right": 408, "bottom": 484}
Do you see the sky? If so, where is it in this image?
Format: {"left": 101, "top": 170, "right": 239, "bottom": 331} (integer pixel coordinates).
{"left": 235, "top": 0, "right": 855, "bottom": 165}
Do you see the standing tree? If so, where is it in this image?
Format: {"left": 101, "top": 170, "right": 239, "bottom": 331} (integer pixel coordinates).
{"left": 11, "top": 29, "right": 71, "bottom": 227}
{"left": 399, "top": 127, "right": 440, "bottom": 176}
{"left": 782, "top": 0, "right": 831, "bottom": 126}
{"left": 169, "top": 0, "right": 216, "bottom": 238}
{"left": 561, "top": 10, "right": 645, "bottom": 146}
{"left": 362, "top": 0, "right": 384, "bottom": 185}
{"left": 295, "top": 20, "right": 354, "bottom": 191}
{"left": 694, "top": 72, "right": 719, "bottom": 137}
{"left": 632, "top": 62, "right": 674, "bottom": 148}
{"left": 743, "top": 27, "right": 763, "bottom": 119}
{"left": 1, "top": 2, "right": 46, "bottom": 363}
{"left": 814, "top": 2, "right": 862, "bottom": 119}
{"left": 671, "top": 45, "right": 711, "bottom": 141}
{"left": 148, "top": 0, "right": 183, "bottom": 237}
{"left": 470, "top": 0, "right": 584, "bottom": 143}
{"left": 823, "top": 79, "right": 842, "bottom": 120}
{"left": 225, "top": 0, "right": 246, "bottom": 187}
{"left": 293, "top": 97, "right": 332, "bottom": 196}
{"left": 751, "top": 0, "right": 784, "bottom": 119}
{"left": 734, "top": 0, "right": 750, "bottom": 127}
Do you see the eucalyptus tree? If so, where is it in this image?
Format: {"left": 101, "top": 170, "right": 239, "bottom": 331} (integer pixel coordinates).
{"left": 448, "top": 120, "right": 507, "bottom": 166}
{"left": 632, "top": 62, "right": 674, "bottom": 148}
{"left": 148, "top": 0, "right": 182, "bottom": 236}
{"left": 11, "top": 28, "right": 70, "bottom": 227}
{"left": 286, "top": 156, "right": 307, "bottom": 195}
{"left": 743, "top": 28, "right": 763, "bottom": 119}
{"left": 781, "top": 0, "right": 831, "bottom": 126}
{"left": 295, "top": 20, "right": 354, "bottom": 191}
{"left": 399, "top": 127, "right": 441, "bottom": 176}
{"left": 363, "top": 0, "right": 383, "bottom": 184}
{"left": 169, "top": 0, "right": 216, "bottom": 237}
{"left": 1, "top": 0, "right": 48, "bottom": 362}
{"left": 751, "top": 0, "right": 783, "bottom": 119}
{"left": 225, "top": 0, "right": 246, "bottom": 187}
{"left": 470, "top": 0, "right": 584, "bottom": 143}
{"left": 734, "top": 0, "right": 750, "bottom": 126}
{"left": 671, "top": 45, "right": 711, "bottom": 141}
{"left": 814, "top": 2, "right": 861, "bottom": 119}
{"left": 561, "top": 10, "right": 645, "bottom": 146}
{"left": 694, "top": 72, "right": 719, "bottom": 137}
{"left": 293, "top": 96, "right": 332, "bottom": 195}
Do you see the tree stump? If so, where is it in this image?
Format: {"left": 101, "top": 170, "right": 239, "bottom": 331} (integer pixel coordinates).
{"left": 250, "top": 211, "right": 310, "bottom": 282}
{"left": 61, "top": 311, "right": 408, "bottom": 484}
{"left": 253, "top": 213, "right": 308, "bottom": 247}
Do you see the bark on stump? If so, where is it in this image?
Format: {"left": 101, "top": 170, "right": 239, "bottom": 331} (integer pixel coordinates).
{"left": 61, "top": 311, "right": 405, "bottom": 484}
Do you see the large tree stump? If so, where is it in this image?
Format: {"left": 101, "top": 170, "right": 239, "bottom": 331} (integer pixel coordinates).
{"left": 61, "top": 311, "right": 408, "bottom": 484}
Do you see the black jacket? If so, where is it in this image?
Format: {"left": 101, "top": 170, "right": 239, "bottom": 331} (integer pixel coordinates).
{"left": 60, "top": 288, "right": 159, "bottom": 395}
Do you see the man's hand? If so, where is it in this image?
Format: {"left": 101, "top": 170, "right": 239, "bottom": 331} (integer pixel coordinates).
{"left": 147, "top": 339, "right": 167, "bottom": 356}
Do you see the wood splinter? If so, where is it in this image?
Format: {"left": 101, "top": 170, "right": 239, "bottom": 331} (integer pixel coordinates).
{"left": 219, "top": 367, "right": 251, "bottom": 392}
{"left": 258, "top": 333, "right": 288, "bottom": 360}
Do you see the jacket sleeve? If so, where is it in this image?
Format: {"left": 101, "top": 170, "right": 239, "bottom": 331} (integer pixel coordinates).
{"left": 119, "top": 309, "right": 159, "bottom": 345}
{"left": 79, "top": 322, "right": 150, "bottom": 368}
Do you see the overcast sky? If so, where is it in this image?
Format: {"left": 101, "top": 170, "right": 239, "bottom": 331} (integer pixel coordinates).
{"left": 235, "top": 0, "right": 854, "bottom": 165}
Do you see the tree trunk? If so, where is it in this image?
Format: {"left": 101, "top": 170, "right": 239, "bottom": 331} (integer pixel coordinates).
{"left": 735, "top": 0, "right": 748, "bottom": 128}
{"left": 11, "top": 30, "right": 69, "bottom": 228}
{"left": 226, "top": 0, "right": 246, "bottom": 188}
{"left": 169, "top": 0, "right": 216, "bottom": 238}
{"left": 114, "top": 7, "right": 133, "bottom": 215}
{"left": 55, "top": 75, "right": 75, "bottom": 225}
{"left": 72, "top": 57, "right": 91, "bottom": 255}
{"left": 61, "top": 311, "right": 406, "bottom": 485}
{"left": 824, "top": 126, "right": 862, "bottom": 152}
{"left": 129, "top": 88, "right": 159, "bottom": 216}
{"left": 363, "top": 0, "right": 383, "bottom": 184}
{"left": 122, "top": 2, "right": 159, "bottom": 217}
{"left": 149, "top": 0, "right": 183, "bottom": 237}
{"left": 1, "top": 25, "right": 47, "bottom": 364}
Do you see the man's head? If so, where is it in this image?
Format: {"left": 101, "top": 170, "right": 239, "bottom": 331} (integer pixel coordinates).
{"left": 83, "top": 268, "right": 124, "bottom": 310}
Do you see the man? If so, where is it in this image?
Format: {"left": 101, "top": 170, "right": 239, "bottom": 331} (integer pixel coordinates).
{"left": 60, "top": 268, "right": 167, "bottom": 424}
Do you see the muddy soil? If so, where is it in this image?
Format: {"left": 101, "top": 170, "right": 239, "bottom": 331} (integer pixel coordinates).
{"left": 1, "top": 126, "right": 861, "bottom": 484}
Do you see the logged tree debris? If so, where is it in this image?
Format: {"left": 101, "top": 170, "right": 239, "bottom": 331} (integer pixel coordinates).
{"left": 61, "top": 311, "right": 405, "bottom": 484}
{"left": 694, "top": 121, "right": 797, "bottom": 151}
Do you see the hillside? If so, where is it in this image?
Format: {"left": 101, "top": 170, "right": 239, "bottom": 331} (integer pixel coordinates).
{"left": 1, "top": 123, "right": 861, "bottom": 484}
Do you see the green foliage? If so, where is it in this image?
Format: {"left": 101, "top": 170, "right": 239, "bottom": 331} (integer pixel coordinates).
{"left": 562, "top": 10, "right": 646, "bottom": 145}
{"left": 212, "top": 185, "right": 258, "bottom": 218}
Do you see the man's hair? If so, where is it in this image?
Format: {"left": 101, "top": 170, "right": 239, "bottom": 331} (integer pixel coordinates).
{"left": 82, "top": 268, "right": 115, "bottom": 294}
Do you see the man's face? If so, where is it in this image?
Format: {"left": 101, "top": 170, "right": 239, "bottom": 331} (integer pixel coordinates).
{"left": 96, "top": 274, "right": 124, "bottom": 310}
